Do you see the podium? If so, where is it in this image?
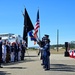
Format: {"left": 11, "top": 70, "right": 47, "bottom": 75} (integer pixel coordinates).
{"left": 64, "top": 51, "right": 69, "bottom": 57}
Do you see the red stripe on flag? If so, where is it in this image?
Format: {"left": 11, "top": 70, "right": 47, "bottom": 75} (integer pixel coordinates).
{"left": 34, "top": 9, "right": 40, "bottom": 39}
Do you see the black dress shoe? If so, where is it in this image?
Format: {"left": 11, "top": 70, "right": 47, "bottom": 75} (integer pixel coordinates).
{"left": 0, "top": 66, "right": 3, "bottom": 68}
{"left": 43, "top": 66, "right": 46, "bottom": 68}
{"left": 45, "top": 68, "right": 50, "bottom": 71}
{"left": 41, "top": 63, "right": 44, "bottom": 65}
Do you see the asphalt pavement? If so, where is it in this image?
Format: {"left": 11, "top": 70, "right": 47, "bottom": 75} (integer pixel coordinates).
{"left": 0, "top": 50, "right": 75, "bottom": 75}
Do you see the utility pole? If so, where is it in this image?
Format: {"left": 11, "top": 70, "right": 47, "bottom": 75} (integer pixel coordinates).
{"left": 57, "top": 29, "right": 59, "bottom": 52}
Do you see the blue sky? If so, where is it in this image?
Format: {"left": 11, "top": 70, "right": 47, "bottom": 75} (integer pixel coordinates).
{"left": 0, "top": 0, "right": 75, "bottom": 47}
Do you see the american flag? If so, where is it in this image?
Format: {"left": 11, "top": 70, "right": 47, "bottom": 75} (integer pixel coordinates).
{"left": 34, "top": 10, "right": 40, "bottom": 38}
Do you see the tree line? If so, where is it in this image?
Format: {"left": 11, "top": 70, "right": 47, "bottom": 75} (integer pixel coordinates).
{"left": 51, "top": 41, "right": 75, "bottom": 49}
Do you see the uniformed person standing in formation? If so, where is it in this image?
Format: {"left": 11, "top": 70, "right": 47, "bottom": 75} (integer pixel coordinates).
{"left": 21, "top": 42, "right": 26, "bottom": 60}
{"left": 2, "top": 42, "right": 6, "bottom": 63}
{"left": 0, "top": 39, "right": 26, "bottom": 65}
{"left": 0, "top": 37, "right": 3, "bottom": 68}
{"left": 38, "top": 34, "right": 50, "bottom": 71}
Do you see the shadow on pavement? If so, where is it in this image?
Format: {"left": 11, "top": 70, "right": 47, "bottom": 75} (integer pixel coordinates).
{"left": 25, "top": 55, "right": 38, "bottom": 57}
{"left": 0, "top": 71, "right": 11, "bottom": 75}
{"left": 3, "top": 58, "right": 37, "bottom": 66}
{"left": 50, "top": 64, "right": 75, "bottom": 72}
{"left": 3, "top": 66, "right": 26, "bottom": 69}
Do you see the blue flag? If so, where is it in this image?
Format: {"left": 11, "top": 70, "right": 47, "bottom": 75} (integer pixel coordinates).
{"left": 29, "top": 31, "right": 37, "bottom": 41}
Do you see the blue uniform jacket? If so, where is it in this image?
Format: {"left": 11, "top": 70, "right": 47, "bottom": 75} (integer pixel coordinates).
{"left": 43, "top": 43, "right": 50, "bottom": 57}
